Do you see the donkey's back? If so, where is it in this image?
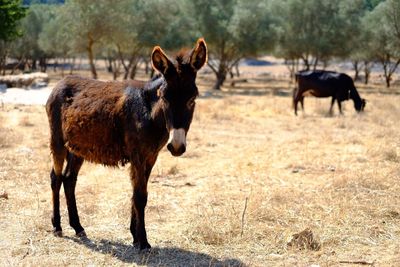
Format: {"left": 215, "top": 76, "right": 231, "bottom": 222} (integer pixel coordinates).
{"left": 46, "top": 75, "right": 145, "bottom": 166}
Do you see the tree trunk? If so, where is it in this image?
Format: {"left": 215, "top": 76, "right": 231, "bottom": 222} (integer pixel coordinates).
{"left": 39, "top": 57, "right": 47, "bottom": 72}
{"left": 352, "top": 60, "right": 360, "bottom": 81}
{"left": 301, "top": 56, "right": 310, "bottom": 70}
{"left": 0, "top": 53, "right": 6, "bottom": 75}
{"left": 122, "top": 55, "right": 135, "bottom": 80}
{"left": 144, "top": 59, "right": 150, "bottom": 75}
{"left": 112, "top": 59, "right": 118, "bottom": 80}
{"left": 382, "top": 57, "right": 400, "bottom": 88}
{"left": 31, "top": 59, "right": 37, "bottom": 71}
{"left": 285, "top": 59, "right": 299, "bottom": 81}
{"left": 235, "top": 62, "right": 240, "bottom": 77}
{"left": 11, "top": 57, "right": 24, "bottom": 74}
{"left": 69, "top": 58, "right": 75, "bottom": 75}
{"left": 213, "top": 68, "right": 227, "bottom": 90}
{"left": 385, "top": 76, "right": 391, "bottom": 88}
{"left": 106, "top": 58, "right": 113, "bottom": 73}
{"left": 129, "top": 62, "right": 138, "bottom": 80}
{"left": 364, "top": 61, "right": 371, "bottom": 85}
{"left": 61, "top": 57, "right": 65, "bottom": 77}
{"left": 87, "top": 39, "right": 97, "bottom": 79}
{"left": 312, "top": 57, "right": 319, "bottom": 70}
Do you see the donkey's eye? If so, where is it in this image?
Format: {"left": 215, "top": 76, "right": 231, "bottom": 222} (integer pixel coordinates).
{"left": 187, "top": 98, "right": 196, "bottom": 109}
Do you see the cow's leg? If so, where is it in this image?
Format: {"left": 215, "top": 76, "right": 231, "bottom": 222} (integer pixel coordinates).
{"left": 300, "top": 96, "right": 305, "bottom": 111}
{"left": 337, "top": 100, "right": 343, "bottom": 114}
{"left": 329, "top": 97, "right": 335, "bottom": 115}
{"left": 50, "top": 139, "right": 67, "bottom": 236}
{"left": 293, "top": 89, "right": 301, "bottom": 116}
{"left": 63, "top": 152, "right": 85, "bottom": 236}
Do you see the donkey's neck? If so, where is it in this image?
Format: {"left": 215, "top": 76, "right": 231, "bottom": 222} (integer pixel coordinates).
{"left": 143, "top": 76, "right": 167, "bottom": 129}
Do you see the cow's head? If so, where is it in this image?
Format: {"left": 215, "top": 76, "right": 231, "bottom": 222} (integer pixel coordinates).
{"left": 151, "top": 38, "right": 207, "bottom": 156}
{"left": 355, "top": 98, "right": 366, "bottom": 112}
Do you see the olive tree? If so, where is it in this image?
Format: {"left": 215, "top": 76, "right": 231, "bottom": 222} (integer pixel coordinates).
{"left": 363, "top": 0, "right": 400, "bottom": 87}
{"left": 274, "top": 0, "right": 365, "bottom": 73}
{"left": 192, "top": 0, "right": 276, "bottom": 90}
{"left": 60, "top": 0, "right": 117, "bottom": 79}
{"left": 10, "top": 4, "right": 56, "bottom": 72}
{"left": 0, "top": 0, "right": 26, "bottom": 74}
{"left": 107, "top": 0, "right": 196, "bottom": 80}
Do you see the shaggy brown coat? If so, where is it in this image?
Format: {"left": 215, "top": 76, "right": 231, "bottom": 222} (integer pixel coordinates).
{"left": 46, "top": 38, "right": 207, "bottom": 249}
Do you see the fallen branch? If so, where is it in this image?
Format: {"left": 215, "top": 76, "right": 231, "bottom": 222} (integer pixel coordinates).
{"left": 339, "top": 260, "right": 375, "bottom": 265}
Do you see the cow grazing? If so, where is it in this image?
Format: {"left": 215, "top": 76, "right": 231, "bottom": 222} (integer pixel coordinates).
{"left": 293, "top": 70, "right": 366, "bottom": 115}
{"left": 46, "top": 38, "right": 207, "bottom": 249}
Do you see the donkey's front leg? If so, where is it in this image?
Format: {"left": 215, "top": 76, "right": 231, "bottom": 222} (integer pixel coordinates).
{"left": 130, "top": 160, "right": 151, "bottom": 249}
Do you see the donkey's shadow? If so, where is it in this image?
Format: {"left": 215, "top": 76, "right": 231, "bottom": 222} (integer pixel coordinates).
{"left": 65, "top": 236, "right": 245, "bottom": 266}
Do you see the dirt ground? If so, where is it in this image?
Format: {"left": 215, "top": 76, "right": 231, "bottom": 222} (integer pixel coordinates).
{"left": 0, "top": 62, "right": 399, "bottom": 266}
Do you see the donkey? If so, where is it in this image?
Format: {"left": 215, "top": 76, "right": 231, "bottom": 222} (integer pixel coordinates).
{"left": 46, "top": 38, "right": 207, "bottom": 249}
{"left": 293, "top": 70, "right": 366, "bottom": 115}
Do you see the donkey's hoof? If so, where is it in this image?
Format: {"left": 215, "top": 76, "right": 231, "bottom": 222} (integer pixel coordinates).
{"left": 133, "top": 241, "right": 151, "bottom": 250}
{"left": 76, "top": 230, "right": 87, "bottom": 238}
{"left": 53, "top": 230, "right": 63, "bottom": 237}
{"left": 140, "top": 242, "right": 152, "bottom": 250}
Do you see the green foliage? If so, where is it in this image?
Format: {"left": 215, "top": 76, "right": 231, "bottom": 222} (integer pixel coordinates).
{"left": 274, "top": 0, "right": 365, "bottom": 68}
{"left": 363, "top": 1, "right": 400, "bottom": 60}
{"left": 10, "top": 4, "right": 55, "bottom": 59}
{"left": 363, "top": 0, "right": 385, "bottom": 11}
{"left": 38, "top": 4, "right": 71, "bottom": 57}
{"left": 62, "top": 0, "right": 116, "bottom": 53}
{"left": 229, "top": 0, "right": 277, "bottom": 56}
{"left": 383, "top": 0, "right": 400, "bottom": 45}
{"left": 131, "top": 0, "right": 196, "bottom": 51}
{"left": 0, "top": 0, "right": 27, "bottom": 41}
{"left": 362, "top": 0, "right": 400, "bottom": 87}
{"left": 192, "top": 0, "right": 276, "bottom": 88}
{"left": 192, "top": 0, "right": 275, "bottom": 57}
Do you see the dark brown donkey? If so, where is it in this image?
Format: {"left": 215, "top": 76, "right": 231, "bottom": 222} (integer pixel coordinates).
{"left": 46, "top": 38, "right": 207, "bottom": 249}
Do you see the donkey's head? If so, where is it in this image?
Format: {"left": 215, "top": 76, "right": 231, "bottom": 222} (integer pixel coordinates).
{"left": 151, "top": 38, "right": 207, "bottom": 156}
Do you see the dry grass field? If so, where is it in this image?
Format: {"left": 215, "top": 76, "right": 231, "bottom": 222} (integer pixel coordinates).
{"left": 1, "top": 64, "right": 400, "bottom": 266}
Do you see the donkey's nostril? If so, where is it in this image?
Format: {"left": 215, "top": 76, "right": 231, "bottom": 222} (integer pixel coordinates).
{"left": 167, "top": 143, "right": 174, "bottom": 152}
{"left": 167, "top": 143, "right": 186, "bottom": 156}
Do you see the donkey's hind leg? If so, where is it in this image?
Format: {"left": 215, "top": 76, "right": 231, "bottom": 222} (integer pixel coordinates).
{"left": 50, "top": 146, "right": 67, "bottom": 236}
{"left": 63, "top": 152, "right": 85, "bottom": 236}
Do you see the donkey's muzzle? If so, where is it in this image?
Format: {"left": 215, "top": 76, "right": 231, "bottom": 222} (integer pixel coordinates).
{"left": 167, "top": 128, "right": 186, "bottom": 157}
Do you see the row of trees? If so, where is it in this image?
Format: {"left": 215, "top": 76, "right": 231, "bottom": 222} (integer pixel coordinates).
{"left": 1, "top": 0, "right": 400, "bottom": 88}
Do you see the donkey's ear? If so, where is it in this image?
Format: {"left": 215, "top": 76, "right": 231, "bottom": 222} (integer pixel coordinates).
{"left": 151, "top": 46, "right": 172, "bottom": 75}
{"left": 190, "top": 38, "right": 207, "bottom": 71}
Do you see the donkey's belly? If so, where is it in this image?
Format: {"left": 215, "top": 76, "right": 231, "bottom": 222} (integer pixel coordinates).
{"left": 62, "top": 109, "right": 128, "bottom": 166}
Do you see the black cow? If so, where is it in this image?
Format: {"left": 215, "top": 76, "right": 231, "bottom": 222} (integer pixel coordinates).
{"left": 293, "top": 70, "right": 366, "bottom": 115}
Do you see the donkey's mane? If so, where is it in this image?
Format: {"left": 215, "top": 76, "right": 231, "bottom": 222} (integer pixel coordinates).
{"left": 175, "top": 48, "right": 191, "bottom": 65}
